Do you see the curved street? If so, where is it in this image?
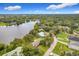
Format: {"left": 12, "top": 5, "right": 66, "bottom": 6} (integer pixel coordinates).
{"left": 44, "top": 33, "right": 58, "bottom": 56}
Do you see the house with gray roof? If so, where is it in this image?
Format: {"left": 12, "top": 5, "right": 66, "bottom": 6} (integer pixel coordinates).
{"left": 68, "top": 36, "right": 79, "bottom": 50}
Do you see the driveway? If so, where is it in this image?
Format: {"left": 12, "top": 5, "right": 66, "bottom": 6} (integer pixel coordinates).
{"left": 44, "top": 33, "right": 58, "bottom": 56}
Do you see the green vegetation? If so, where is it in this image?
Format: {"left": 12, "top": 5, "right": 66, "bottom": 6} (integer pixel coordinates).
{"left": 22, "top": 44, "right": 40, "bottom": 56}
{"left": 53, "top": 42, "right": 79, "bottom": 56}
{"left": 57, "top": 32, "right": 69, "bottom": 42}
{"left": 0, "top": 22, "right": 9, "bottom": 26}
{"left": 0, "top": 14, "right": 79, "bottom": 56}
{"left": 53, "top": 42, "right": 72, "bottom": 56}
{"left": 38, "top": 45, "right": 48, "bottom": 55}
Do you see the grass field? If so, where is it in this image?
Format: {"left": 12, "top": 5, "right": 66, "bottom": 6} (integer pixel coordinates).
{"left": 53, "top": 42, "right": 73, "bottom": 56}
{"left": 57, "top": 32, "right": 69, "bottom": 42}
{"left": 38, "top": 45, "right": 48, "bottom": 55}
{"left": 0, "top": 22, "right": 9, "bottom": 26}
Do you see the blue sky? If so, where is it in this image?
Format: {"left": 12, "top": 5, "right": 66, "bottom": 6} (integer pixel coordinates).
{"left": 0, "top": 3, "right": 79, "bottom": 14}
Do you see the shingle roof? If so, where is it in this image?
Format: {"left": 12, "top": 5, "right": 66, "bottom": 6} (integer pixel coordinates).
{"left": 68, "top": 36, "right": 79, "bottom": 41}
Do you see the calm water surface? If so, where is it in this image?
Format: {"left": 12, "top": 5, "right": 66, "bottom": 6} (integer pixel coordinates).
{"left": 0, "top": 21, "right": 37, "bottom": 44}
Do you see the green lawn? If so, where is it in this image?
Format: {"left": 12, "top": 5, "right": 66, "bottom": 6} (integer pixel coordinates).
{"left": 0, "top": 22, "right": 9, "bottom": 26}
{"left": 38, "top": 45, "right": 48, "bottom": 55}
{"left": 53, "top": 42, "right": 73, "bottom": 56}
{"left": 56, "top": 32, "right": 69, "bottom": 42}
{"left": 35, "top": 38, "right": 44, "bottom": 41}
{"left": 34, "top": 38, "right": 48, "bottom": 55}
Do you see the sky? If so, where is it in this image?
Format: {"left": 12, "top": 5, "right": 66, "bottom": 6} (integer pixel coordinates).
{"left": 0, "top": 3, "right": 79, "bottom": 14}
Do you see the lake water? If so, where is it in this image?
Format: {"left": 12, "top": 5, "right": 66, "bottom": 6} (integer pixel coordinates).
{"left": 0, "top": 21, "right": 37, "bottom": 44}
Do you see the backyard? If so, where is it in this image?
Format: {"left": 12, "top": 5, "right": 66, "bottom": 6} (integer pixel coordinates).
{"left": 53, "top": 42, "right": 73, "bottom": 56}
{"left": 56, "top": 32, "right": 69, "bottom": 43}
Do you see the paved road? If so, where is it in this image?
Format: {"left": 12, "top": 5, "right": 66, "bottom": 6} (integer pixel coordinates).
{"left": 44, "top": 34, "right": 58, "bottom": 56}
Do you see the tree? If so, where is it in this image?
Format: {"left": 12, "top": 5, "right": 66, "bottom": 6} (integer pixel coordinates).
{"left": 0, "top": 44, "right": 5, "bottom": 51}
{"left": 34, "top": 23, "right": 39, "bottom": 31}
{"left": 40, "top": 17, "right": 46, "bottom": 24}
{"left": 22, "top": 44, "right": 39, "bottom": 56}
{"left": 40, "top": 36, "right": 53, "bottom": 47}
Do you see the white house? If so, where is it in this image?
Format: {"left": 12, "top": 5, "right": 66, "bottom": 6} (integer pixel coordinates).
{"left": 38, "top": 32, "right": 45, "bottom": 37}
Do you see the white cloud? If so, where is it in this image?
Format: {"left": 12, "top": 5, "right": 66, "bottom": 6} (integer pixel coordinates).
{"left": 74, "top": 10, "right": 79, "bottom": 14}
{"left": 4, "top": 5, "right": 21, "bottom": 10}
{"left": 47, "top": 3, "right": 78, "bottom": 10}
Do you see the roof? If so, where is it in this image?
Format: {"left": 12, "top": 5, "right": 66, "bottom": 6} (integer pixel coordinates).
{"left": 38, "top": 32, "right": 45, "bottom": 37}
{"left": 68, "top": 36, "right": 79, "bottom": 41}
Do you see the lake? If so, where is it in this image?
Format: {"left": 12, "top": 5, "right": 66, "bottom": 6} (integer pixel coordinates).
{"left": 0, "top": 21, "right": 37, "bottom": 44}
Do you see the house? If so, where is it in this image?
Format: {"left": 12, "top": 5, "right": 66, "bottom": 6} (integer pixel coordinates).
{"left": 35, "top": 19, "right": 40, "bottom": 24}
{"left": 38, "top": 29, "right": 44, "bottom": 32}
{"left": 38, "top": 32, "right": 45, "bottom": 37}
{"left": 68, "top": 36, "right": 79, "bottom": 50}
{"left": 32, "top": 40, "right": 40, "bottom": 47}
